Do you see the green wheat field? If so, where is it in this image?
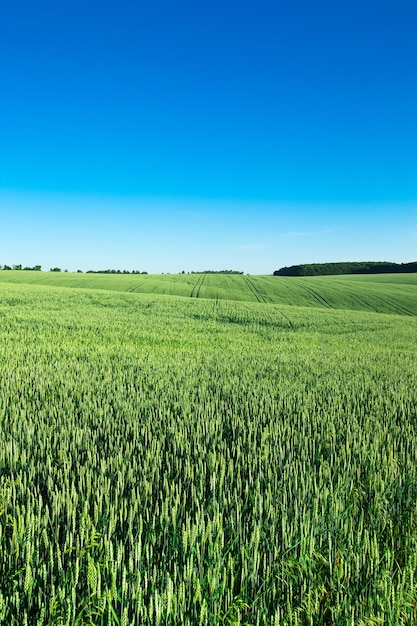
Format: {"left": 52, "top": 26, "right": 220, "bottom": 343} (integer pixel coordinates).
{"left": 1, "top": 272, "right": 417, "bottom": 625}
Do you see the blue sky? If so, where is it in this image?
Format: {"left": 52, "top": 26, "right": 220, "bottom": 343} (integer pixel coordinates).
{"left": 1, "top": 0, "right": 416, "bottom": 273}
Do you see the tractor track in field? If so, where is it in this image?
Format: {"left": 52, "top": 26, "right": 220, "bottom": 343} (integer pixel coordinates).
{"left": 299, "top": 281, "right": 416, "bottom": 317}
{"left": 275, "top": 307, "right": 295, "bottom": 328}
{"left": 196, "top": 273, "right": 206, "bottom": 298}
{"left": 243, "top": 275, "right": 266, "bottom": 303}
{"left": 297, "top": 282, "right": 333, "bottom": 308}
{"left": 372, "top": 293, "right": 416, "bottom": 317}
{"left": 190, "top": 274, "right": 205, "bottom": 298}
{"left": 243, "top": 276, "right": 294, "bottom": 327}
{"left": 190, "top": 278, "right": 198, "bottom": 298}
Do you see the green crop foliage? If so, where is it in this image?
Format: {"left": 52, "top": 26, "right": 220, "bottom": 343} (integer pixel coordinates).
{"left": 0, "top": 281, "right": 417, "bottom": 624}
{"left": 1, "top": 270, "right": 417, "bottom": 316}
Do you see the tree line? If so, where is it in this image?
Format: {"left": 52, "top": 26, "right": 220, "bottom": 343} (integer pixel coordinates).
{"left": 1, "top": 264, "right": 42, "bottom": 271}
{"left": 0, "top": 266, "right": 148, "bottom": 274}
{"left": 274, "top": 261, "right": 417, "bottom": 276}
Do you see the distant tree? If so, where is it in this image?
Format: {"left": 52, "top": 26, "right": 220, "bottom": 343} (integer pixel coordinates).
{"left": 274, "top": 261, "right": 417, "bottom": 276}
{"left": 3, "top": 265, "right": 11, "bottom": 270}
{"left": 12, "top": 264, "right": 22, "bottom": 270}
{"left": 402, "top": 262, "right": 417, "bottom": 272}
{"left": 77, "top": 270, "right": 83, "bottom": 273}
{"left": 50, "top": 267, "right": 62, "bottom": 272}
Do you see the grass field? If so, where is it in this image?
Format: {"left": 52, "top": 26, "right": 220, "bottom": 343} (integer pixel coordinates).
{"left": 1, "top": 270, "right": 417, "bottom": 316}
{"left": 0, "top": 276, "right": 417, "bottom": 624}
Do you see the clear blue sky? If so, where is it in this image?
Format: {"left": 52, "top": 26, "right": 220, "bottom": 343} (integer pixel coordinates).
{"left": 1, "top": 0, "right": 416, "bottom": 273}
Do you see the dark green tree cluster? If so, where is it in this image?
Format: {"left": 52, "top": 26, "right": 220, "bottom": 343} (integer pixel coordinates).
{"left": 0, "top": 266, "right": 149, "bottom": 274}
{"left": 274, "top": 261, "right": 417, "bottom": 276}
{"left": 1, "top": 264, "right": 42, "bottom": 271}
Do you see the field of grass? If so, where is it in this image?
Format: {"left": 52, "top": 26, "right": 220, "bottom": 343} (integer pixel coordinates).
{"left": 328, "top": 273, "right": 417, "bottom": 286}
{"left": 1, "top": 270, "right": 417, "bottom": 316}
{"left": 0, "top": 279, "right": 417, "bottom": 624}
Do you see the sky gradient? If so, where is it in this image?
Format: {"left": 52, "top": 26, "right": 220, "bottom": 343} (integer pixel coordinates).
{"left": 1, "top": 0, "right": 416, "bottom": 273}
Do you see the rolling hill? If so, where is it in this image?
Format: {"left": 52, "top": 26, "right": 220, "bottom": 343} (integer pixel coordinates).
{"left": 0, "top": 270, "right": 416, "bottom": 316}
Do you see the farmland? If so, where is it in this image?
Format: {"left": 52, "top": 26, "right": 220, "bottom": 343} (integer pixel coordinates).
{"left": 1, "top": 270, "right": 417, "bottom": 315}
{"left": 0, "top": 275, "right": 417, "bottom": 624}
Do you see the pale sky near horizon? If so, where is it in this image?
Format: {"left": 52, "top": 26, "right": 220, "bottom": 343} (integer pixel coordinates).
{"left": 1, "top": 0, "right": 416, "bottom": 274}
